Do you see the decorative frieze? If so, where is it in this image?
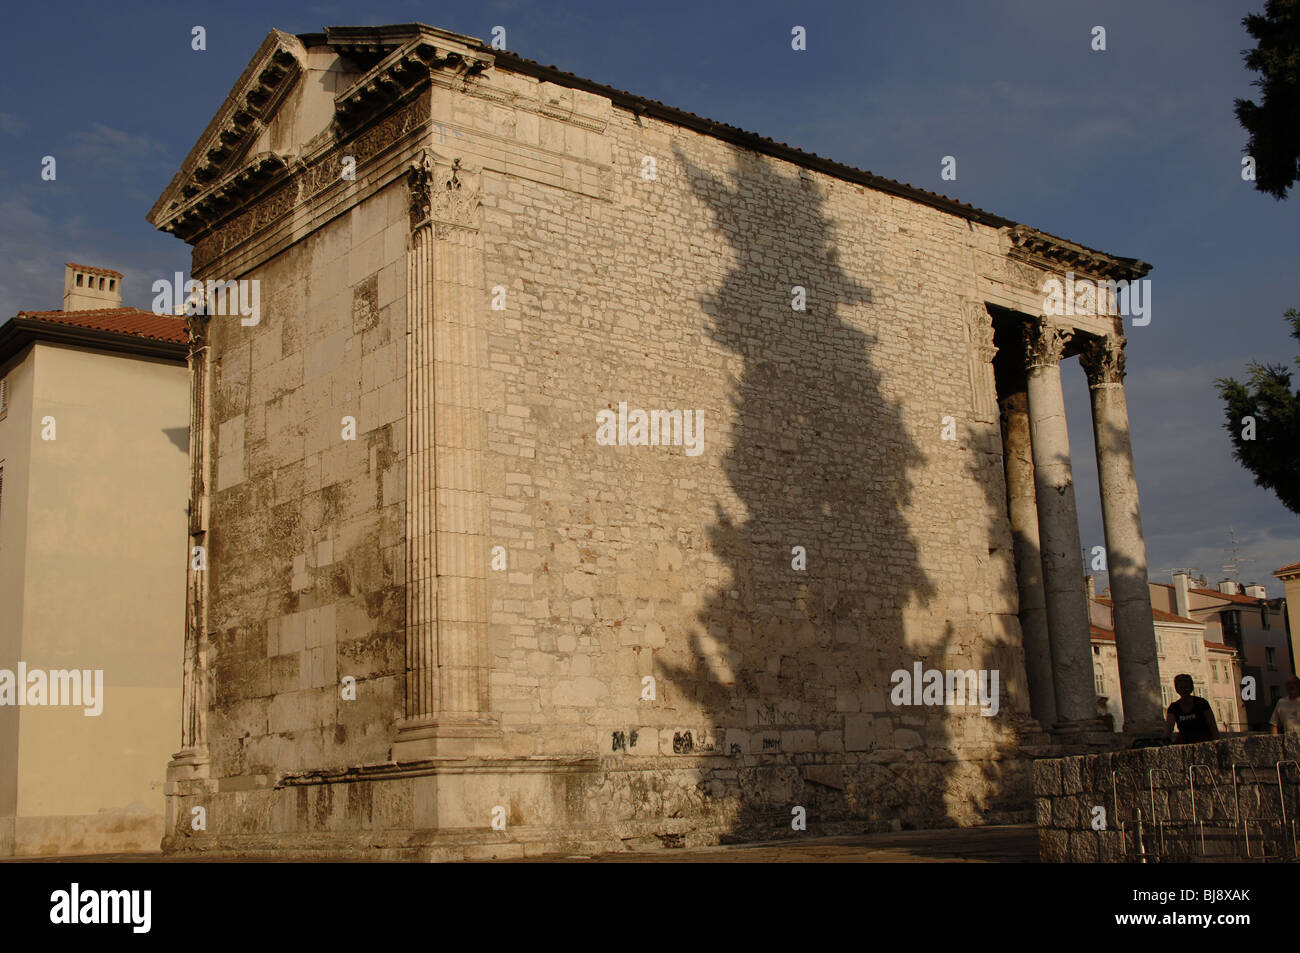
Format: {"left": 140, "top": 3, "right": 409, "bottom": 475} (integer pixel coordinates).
{"left": 189, "top": 90, "right": 432, "bottom": 271}
{"left": 190, "top": 175, "right": 299, "bottom": 272}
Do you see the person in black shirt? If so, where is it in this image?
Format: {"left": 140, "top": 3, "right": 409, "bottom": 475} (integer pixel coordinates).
{"left": 1162, "top": 674, "right": 1219, "bottom": 744}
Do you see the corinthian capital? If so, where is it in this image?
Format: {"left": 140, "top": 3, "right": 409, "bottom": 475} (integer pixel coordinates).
{"left": 1023, "top": 316, "right": 1072, "bottom": 369}
{"left": 409, "top": 150, "right": 481, "bottom": 233}
{"left": 1079, "top": 333, "right": 1127, "bottom": 386}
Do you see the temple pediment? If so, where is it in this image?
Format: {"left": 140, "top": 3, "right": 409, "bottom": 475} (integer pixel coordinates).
{"left": 148, "top": 31, "right": 305, "bottom": 236}
{"left": 147, "top": 24, "right": 492, "bottom": 244}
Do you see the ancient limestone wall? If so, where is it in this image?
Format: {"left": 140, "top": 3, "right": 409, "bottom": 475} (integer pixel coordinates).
{"left": 203, "top": 180, "right": 409, "bottom": 780}
{"left": 473, "top": 89, "right": 1032, "bottom": 820}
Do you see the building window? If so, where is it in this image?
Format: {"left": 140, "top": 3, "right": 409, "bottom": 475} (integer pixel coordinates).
{"left": 1211, "top": 663, "right": 1219, "bottom": 682}
{"left": 1155, "top": 632, "right": 1164, "bottom": 657}
{"left": 108, "top": 279, "right": 115, "bottom": 291}
{"left": 1223, "top": 611, "right": 1242, "bottom": 642}
{"left": 1095, "top": 664, "right": 1105, "bottom": 694}
{"left": 1189, "top": 637, "right": 1200, "bottom": 659}
{"left": 1262, "top": 605, "right": 1269, "bottom": 630}
{"left": 1267, "top": 647, "right": 1277, "bottom": 671}
{"left": 76, "top": 274, "right": 83, "bottom": 287}
{"left": 1271, "top": 685, "right": 1282, "bottom": 706}
{"left": 1162, "top": 685, "right": 1173, "bottom": 708}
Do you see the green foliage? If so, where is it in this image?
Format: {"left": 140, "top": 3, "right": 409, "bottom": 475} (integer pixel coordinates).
{"left": 1235, "top": 0, "right": 1300, "bottom": 199}
{"left": 1216, "top": 310, "right": 1300, "bottom": 513}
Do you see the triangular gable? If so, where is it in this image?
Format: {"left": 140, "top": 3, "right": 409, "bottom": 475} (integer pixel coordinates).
{"left": 148, "top": 30, "right": 305, "bottom": 232}
{"left": 148, "top": 24, "right": 490, "bottom": 244}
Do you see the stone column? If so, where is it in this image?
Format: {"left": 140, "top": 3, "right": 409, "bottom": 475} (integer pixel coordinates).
{"left": 1023, "top": 317, "right": 1100, "bottom": 731}
{"left": 998, "top": 388, "right": 1056, "bottom": 727}
{"left": 394, "top": 150, "right": 501, "bottom": 759}
{"left": 164, "top": 311, "right": 213, "bottom": 849}
{"left": 1081, "top": 333, "right": 1163, "bottom": 732}
{"left": 169, "top": 312, "right": 211, "bottom": 780}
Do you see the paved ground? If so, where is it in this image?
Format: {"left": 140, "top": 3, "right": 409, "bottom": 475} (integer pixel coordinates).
{"left": 5, "top": 824, "right": 1039, "bottom": 863}
{"left": 520, "top": 824, "right": 1038, "bottom": 862}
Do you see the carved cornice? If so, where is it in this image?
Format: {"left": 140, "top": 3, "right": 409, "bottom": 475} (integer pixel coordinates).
{"left": 334, "top": 39, "right": 490, "bottom": 127}
{"left": 1079, "top": 333, "right": 1127, "bottom": 386}
{"left": 1023, "top": 317, "right": 1072, "bottom": 369}
{"left": 189, "top": 91, "right": 430, "bottom": 271}
{"left": 1007, "top": 225, "right": 1150, "bottom": 283}
{"left": 409, "top": 151, "right": 481, "bottom": 232}
{"left": 160, "top": 152, "right": 293, "bottom": 244}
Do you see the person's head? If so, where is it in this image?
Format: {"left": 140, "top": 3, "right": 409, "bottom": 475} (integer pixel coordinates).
{"left": 1174, "top": 674, "right": 1194, "bottom": 698}
{"left": 1286, "top": 676, "right": 1300, "bottom": 699}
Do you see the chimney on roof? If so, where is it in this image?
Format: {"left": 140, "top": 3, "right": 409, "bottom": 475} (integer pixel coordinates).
{"left": 1218, "top": 579, "right": 1240, "bottom": 596}
{"left": 1085, "top": 575, "right": 1096, "bottom": 601}
{"left": 1245, "top": 584, "right": 1267, "bottom": 599}
{"left": 1173, "top": 571, "right": 1191, "bottom": 618}
{"left": 63, "top": 263, "right": 121, "bottom": 312}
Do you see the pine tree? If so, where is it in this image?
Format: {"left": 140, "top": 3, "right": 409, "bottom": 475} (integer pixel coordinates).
{"left": 1216, "top": 309, "right": 1300, "bottom": 513}
{"left": 1235, "top": 0, "right": 1300, "bottom": 199}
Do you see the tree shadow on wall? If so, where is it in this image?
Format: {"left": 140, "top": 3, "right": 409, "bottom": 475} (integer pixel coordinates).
{"left": 652, "top": 141, "right": 1028, "bottom": 843}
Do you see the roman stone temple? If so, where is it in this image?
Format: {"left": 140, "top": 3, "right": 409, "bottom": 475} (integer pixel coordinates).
{"left": 148, "top": 23, "right": 1160, "bottom": 857}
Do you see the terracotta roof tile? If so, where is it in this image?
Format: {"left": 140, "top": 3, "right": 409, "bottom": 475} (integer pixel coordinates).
{"left": 1190, "top": 588, "right": 1265, "bottom": 606}
{"left": 64, "top": 262, "right": 123, "bottom": 278}
{"left": 1274, "top": 561, "right": 1300, "bottom": 577}
{"left": 1093, "top": 596, "right": 1198, "bottom": 624}
{"left": 13, "top": 307, "right": 187, "bottom": 344}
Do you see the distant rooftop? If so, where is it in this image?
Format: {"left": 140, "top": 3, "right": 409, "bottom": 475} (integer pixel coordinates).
{"left": 1, "top": 306, "right": 187, "bottom": 365}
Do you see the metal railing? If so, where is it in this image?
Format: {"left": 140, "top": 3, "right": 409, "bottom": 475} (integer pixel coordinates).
{"left": 1108, "top": 757, "right": 1298, "bottom": 862}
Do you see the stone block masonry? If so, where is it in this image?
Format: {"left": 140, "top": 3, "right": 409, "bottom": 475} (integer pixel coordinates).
{"left": 148, "top": 24, "right": 1151, "bottom": 858}
{"left": 1035, "top": 735, "right": 1300, "bottom": 862}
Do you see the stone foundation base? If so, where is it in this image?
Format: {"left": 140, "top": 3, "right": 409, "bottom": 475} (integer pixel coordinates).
{"left": 164, "top": 752, "right": 1035, "bottom": 860}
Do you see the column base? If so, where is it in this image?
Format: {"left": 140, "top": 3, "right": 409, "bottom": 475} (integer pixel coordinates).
{"left": 166, "top": 745, "right": 210, "bottom": 782}
{"left": 392, "top": 716, "right": 504, "bottom": 760}
{"left": 1049, "top": 717, "right": 1108, "bottom": 737}
{"left": 1121, "top": 719, "right": 1166, "bottom": 739}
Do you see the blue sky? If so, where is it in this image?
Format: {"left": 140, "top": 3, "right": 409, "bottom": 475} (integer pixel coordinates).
{"left": 0, "top": 0, "right": 1296, "bottom": 592}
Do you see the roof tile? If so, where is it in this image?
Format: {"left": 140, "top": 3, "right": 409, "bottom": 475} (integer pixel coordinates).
{"left": 64, "top": 262, "right": 124, "bottom": 278}
{"left": 14, "top": 307, "right": 187, "bottom": 344}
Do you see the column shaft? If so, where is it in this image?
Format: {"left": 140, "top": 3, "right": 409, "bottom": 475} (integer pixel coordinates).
{"left": 395, "top": 152, "right": 500, "bottom": 759}
{"left": 1083, "top": 335, "right": 1163, "bottom": 732}
{"left": 999, "top": 390, "right": 1056, "bottom": 726}
{"left": 1024, "top": 319, "right": 1099, "bottom": 730}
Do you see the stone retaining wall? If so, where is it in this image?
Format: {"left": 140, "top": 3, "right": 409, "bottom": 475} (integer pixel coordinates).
{"left": 1034, "top": 734, "right": 1300, "bottom": 862}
